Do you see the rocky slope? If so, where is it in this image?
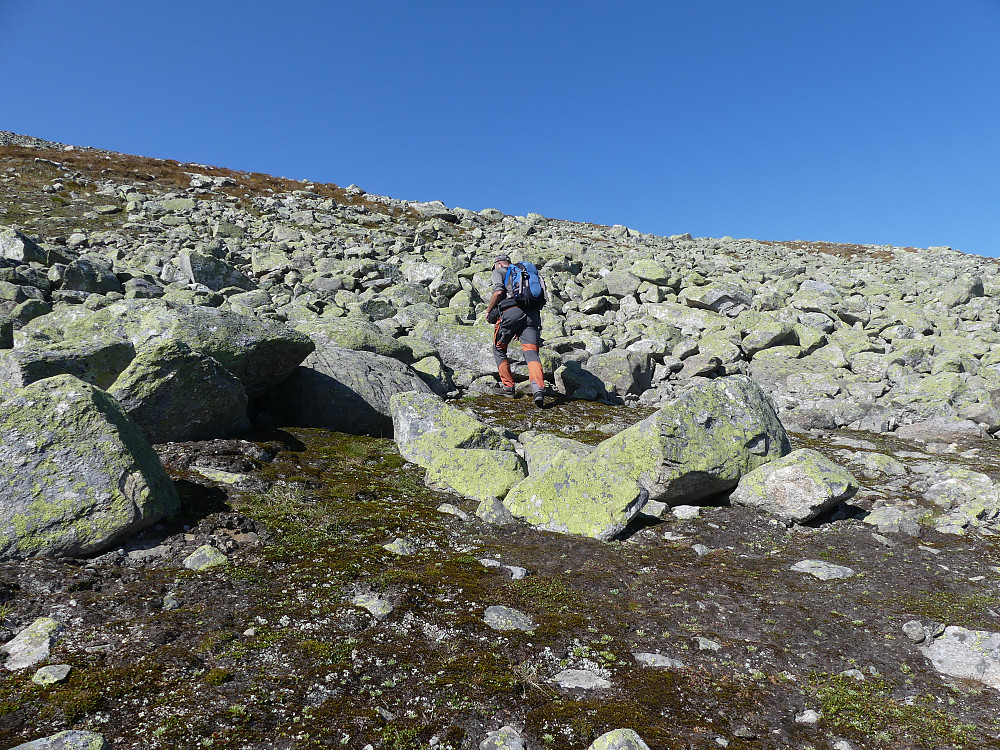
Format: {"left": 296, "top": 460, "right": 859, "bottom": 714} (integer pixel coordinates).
{"left": 1, "top": 133, "right": 1000, "bottom": 750}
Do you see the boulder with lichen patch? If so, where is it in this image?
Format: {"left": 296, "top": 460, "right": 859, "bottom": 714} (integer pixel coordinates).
{"left": 294, "top": 317, "right": 412, "bottom": 362}
{"left": 16, "top": 299, "right": 313, "bottom": 397}
{"left": 502, "top": 377, "right": 789, "bottom": 538}
{"left": 424, "top": 449, "right": 527, "bottom": 502}
{"left": 0, "top": 375, "right": 179, "bottom": 559}
{"left": 389, "top": 390, "right": 512, "bottom": 469}
{"left": 729, "top": 448, "right": 859, "bottom": 524}
{"left": 107, "top": 339, "right": 250, "bottom": 443}
{"left": 0, "top": 340, "right": 136, "bottom": 399}
{"left": 9, "top": 731, "right": 109, "bottom": 750}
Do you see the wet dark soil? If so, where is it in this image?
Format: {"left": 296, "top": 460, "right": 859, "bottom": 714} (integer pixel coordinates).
{"left": 2, "top": 398, "right": 1000, "bottom": 749}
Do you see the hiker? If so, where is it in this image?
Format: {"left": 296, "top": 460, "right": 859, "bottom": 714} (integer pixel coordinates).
{"left": 484, "top": 254, "right": 547, "bottom": 407}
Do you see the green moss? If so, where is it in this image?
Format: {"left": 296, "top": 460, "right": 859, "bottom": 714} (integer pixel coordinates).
{"left": 876, "top": 589, "right": 1000, "bottom": 631}
{"left": 809, "top": 673, "right": 975, "bottom": 746}
{"left": 202, "top": 667, "right": 232, "bottom": 686}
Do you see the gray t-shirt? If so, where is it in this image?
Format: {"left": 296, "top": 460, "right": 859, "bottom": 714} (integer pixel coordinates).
{"left": 491, "top": 265, "right": 511, "bottom": 294}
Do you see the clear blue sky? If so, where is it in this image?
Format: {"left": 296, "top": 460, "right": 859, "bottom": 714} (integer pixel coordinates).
{"left": 2, "top": 1, "right": 999, "bottom": 255}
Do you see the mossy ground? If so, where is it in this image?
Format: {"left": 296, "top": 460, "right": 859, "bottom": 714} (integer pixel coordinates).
{"left": 1, "top": 415, "right": 1000, "bottom": 749}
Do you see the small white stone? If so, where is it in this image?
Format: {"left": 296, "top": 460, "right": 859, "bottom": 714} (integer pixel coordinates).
{"left": 672, "top": 505, "right": 701, "bottom": 520}
{"left": 795, "top": 709, "right": 821, "bottom": 724}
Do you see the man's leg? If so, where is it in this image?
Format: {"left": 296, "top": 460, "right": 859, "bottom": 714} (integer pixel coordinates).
{"left": 519, "top": 323, "right": 545, "bottom": 396}
{"left": 493, "top": 321, "right": 515, "bottom": 389}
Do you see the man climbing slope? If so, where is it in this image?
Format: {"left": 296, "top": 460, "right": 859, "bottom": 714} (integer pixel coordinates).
{"left": 484, "top": 254, "right": 547, "bottom": 407}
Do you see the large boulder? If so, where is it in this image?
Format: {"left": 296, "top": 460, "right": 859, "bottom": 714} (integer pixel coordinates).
{"left": 179, "top": 249, "right": 254, "bottom": 291}
{"left": 0, "top": 228, "right": 46, "bottom": 264}
{"left": 502, "top": 448, "right": 652, "bottom": 540}
{"left": 521, "top": 432, "right": 594, "bottom": 475}
{"left": 294, "top": 317, "right": 412, "bottom": 361}
{"left": 425, "top": 449, "right": 527, "bottom": 502}
{"left": 389, "top": 390, "right": 511, "bottom": 469}
{"left": 107, "top": 340, "right": 250, "bottom": 443}
{"left": 411, "top": 320, "right": 496, "bottom": 377}
{"left": 728, "top": 448, "right": 859, "bottom": 523}
{"left": 583, "top": 349, "right": 652, "bottom": 398}
{"left": 61, "top": 255, "right": 123, "bottom": 295}
{"left": 920, "top": 626, "right": 1000, "bottom": 689}
{"left": 16, "top": 299, "right": 313, "bottom": 397}
{"left": 585, "top": 375, "right": 790, "bottom": 505}
{"left": 502, "top": 376, "right": 789, "bottom": 539}
{"left": 0, "top": 375, "right": 179, "bottom": 559}
{"left": 262, "top": 345, "right": 433, "bottom": 436}
{"left": 0, "top": 340, "right": 136, "bottom": 399}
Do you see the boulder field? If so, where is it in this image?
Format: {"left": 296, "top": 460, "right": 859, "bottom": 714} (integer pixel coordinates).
{"left": 2, "top": 134, "right": 1000, "bottom": 748}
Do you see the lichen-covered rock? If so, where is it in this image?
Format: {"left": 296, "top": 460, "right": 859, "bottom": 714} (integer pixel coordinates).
{"left": 9, "top": 731, "right": 109, "bottom": 750}
{"left": 521, "top": 432, "right": 594, "bottom": 475}
{"left": 107, "top": 339, "right": 250, "bottom": 443}
{"left": 263, "top": 345, "right": 432, "bottom": 436}
{"left": 0, "top": 228, "right": 46, "bottom": 264}
{"left": 390, "top": 390, "right": 511, "bottom": 469}
{"left": 586, "top": 375, "right": 789, "bottom": 505}
{"left": 17, "top": 299, "right": 313, "bottom": 397}
{"left": 294, "top": 317, "right": 411, "bottom": 362}
{"left": 61, "top": 255, "right": 123, "bottom": 295}
{"left": 183, "top": 544, "right": 228, "bottom": 571}
{"left": 0, "top": 375, "right": 179, "bottom": 559}
{"left": 681, "top": 282, "right": 752, "bottom": 316}
{"left": 2, "top": 617, "right": 63, "bottom": 671}
{"left": 476, "top": 496, "right": 517, "bottom": 525}
{"left": 179, "top": 249, "right": 254, "bottom": 291}
{"left": 411, "top": 319, "right": 496, "bottom": 377}
{"left": 587, "top": 729, "right": 652, "bottom": 750}
{"left": 503, "top": 454, "right": 650, "bottom": 540}
{"left": 0, "top": 340, "right": 136, "bottom": 399}
{"left": 504, "top": 376, "right": 789, "bottom": 539}
{"left": 479, "top": 725, "right": 527, "bottom": 750}
{"left": 582, "top": 349, "right": 652, "bottom": 397}
{"left": 729, "top": 448, "right": 859, "bottom": 524}
{"left": 425, "top": 449, "right": 527, "bottom": 502}
{"left": 919, "top": 626, "right": 1000, "bottom": 689}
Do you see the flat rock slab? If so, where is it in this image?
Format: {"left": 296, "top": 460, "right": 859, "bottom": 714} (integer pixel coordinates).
{"left": 32, "top": 664, "right": 72, "bottom": 686}
{"left": 2, "top": 617, "right": 63, "bottom": 671}
{"left": 10, "top": 731, "right": 108, "bottom": 750}
{"left": 587, "top": 729, "right": 652, "bottom": 750}
{"left": 791, "top": 559, "right": 856, "bottom": 580}
{"left": 919, "top": 626, "right": 1000, "bottom": 689}
{"left": 552, "top": 668, "right": 612, "bottom": 689}
{"left": 483, "top": 605, "right": 535, "bottom": 632}
{"left": 633, "top": 652, "right": 685, "bottom": 669}
{"left": 182, "top": 544, "right": 228, "bottom": 571}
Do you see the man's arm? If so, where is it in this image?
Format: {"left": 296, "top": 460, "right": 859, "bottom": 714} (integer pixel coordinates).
{"left": 484, "top": 289, "right": 504, "bottom": 318}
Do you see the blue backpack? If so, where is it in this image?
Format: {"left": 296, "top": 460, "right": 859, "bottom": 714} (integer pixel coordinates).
{"left": 503, "top": 261, "right": 547, "bottom": 310}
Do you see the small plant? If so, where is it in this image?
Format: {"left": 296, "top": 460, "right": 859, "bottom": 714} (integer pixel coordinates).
{"left": 202, "top": 668, "right": 232, "bottom": 686}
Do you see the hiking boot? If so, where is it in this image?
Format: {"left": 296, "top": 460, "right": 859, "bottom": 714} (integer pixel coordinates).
{"left": 501, "top": 385, "right": 516, "bottom": 398}
{"left": 533, "top": 392, "right": 544, "bottom": 408}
